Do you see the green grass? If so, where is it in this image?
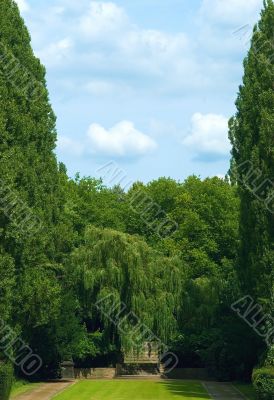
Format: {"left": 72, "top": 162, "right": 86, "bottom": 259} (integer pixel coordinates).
{"left": 11, "top": 381, "right": 41, "bottom": 398}
{"left": 53, "top": 380, "right": 210, "bottom": 400}
{"left": 233, "top": 383, "right": 257, "bottom": 400}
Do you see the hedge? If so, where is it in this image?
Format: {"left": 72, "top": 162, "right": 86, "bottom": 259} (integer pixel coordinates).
{"left": 252, "top": 367, "right": 274, "bottom": 400}
{"left": 0, "top": 363, "right": 13, "bottom": 400}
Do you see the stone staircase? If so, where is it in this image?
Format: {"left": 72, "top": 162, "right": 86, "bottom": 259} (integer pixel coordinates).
{"left": 117, "top": 375, "right": 162, "bottom": 380}
{"left": 74, "top": 368, "right": 116, "bottom": 379}
{"left": 116, "top": 342, "right": 165, "bottom": 379}
{"left": 124, "top": 354, "right": 159, "bottom": 364}
{"left": 116, "top": 363, "right": 166, "bottom": 379}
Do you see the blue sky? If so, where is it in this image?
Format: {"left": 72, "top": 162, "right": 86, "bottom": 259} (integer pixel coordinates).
{"left": 17, "top": 0, "right": 263, "bottom": 184}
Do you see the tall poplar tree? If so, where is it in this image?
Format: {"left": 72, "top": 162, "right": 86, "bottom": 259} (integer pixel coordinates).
{"left": 229, "top": 0, "right": 274, "bottom": 306}
{"left": 0, "top": 0, "right": 69, "bottom": 375}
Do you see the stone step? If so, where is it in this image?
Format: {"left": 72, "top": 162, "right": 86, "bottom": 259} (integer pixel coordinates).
{"left": 118, "top": 366, "right": 159, "bottom": 375}
{"left": 124, "top": 357, "right": 159, "bottom": 364}
{"left": 116, "top": 375, "right": 162, "bottom": 380}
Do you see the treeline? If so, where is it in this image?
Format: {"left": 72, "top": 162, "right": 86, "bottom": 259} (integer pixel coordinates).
{"left": 0, "top": 0, "right": 273, "bottom": 395}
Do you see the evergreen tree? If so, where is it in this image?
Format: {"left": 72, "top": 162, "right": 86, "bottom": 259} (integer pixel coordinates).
{"left": 229, "top": 0, "right": 274, "bottom": 380}
{"left": 0, "top": 0, "right": 69, "bottom": 376}
{"left": 229, "top": 0, "right": 274, "bottom": 305}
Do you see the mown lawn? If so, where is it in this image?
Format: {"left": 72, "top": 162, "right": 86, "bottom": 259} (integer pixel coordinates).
{"left": 53, "top": 380, "right": 210, "bottom": 400}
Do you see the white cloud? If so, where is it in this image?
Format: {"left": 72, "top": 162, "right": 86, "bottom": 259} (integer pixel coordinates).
{"left": 87, "top": 121, "right": 157, "bottom": 157}
{"left": 80, "top": 2, "right": 128, "bottom": 39}
{"left": 182, "top": 113, "right": 231, "bottom": 155}
{"left": 57, "top": 121, "right": 157, "bottom": 159}
{"left": 57, "top": 121, "right": 157, "bottom": 158}
{"left": 200, "top": 0, "right": 262, "bottom": 24}
{"left": 76, "top": 1, "right": 189, "bottom": 80}
{"left": 36, "top": 38, "right": 73, "bottom": 67}
{"left": 30, "top": 1, "right": 223, "bottom": 93}
{"left": 16, "top": 0, "right": 29, "bottom": 12}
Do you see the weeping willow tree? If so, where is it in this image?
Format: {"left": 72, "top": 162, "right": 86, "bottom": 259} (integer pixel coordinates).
{"left": 69, "top": 226, "right": 185, "bottom": 355}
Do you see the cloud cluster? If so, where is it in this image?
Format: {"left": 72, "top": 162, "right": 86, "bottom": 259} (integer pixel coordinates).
{"left": 33, "top": 1, "right": 190, "bottom": 83}
{"left": 29, "top": 0, "right": 262, "bottom": 91}
{"left": 88, "top": 121, "right": 157, "bottom": 157}
{"left": 58, "top": 121, "right": 157, "bottom": 159}
{"left": 25, "top": 0, "right": 263, "bottom": 168}
{"left": 183, "top": 113, "right": 231, "bottom": 156}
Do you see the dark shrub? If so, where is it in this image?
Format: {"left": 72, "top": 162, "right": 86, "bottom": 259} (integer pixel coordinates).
{"left": 252, "top": 367, "right": 274, "bottom": 400}
{"left": 0, "top": 363, "right": 13, "bottom": 400}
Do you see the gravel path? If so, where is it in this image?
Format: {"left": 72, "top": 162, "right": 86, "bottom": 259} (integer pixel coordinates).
{"left": 203, "top": 382, "right": 246, "bottom": 400}
{"left": 13, "top": 381, "right": 74, "bottom": 400}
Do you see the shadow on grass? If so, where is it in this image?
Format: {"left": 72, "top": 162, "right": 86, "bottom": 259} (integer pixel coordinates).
{"left": 156, "top": 381, "right": 210, "bottom": 398}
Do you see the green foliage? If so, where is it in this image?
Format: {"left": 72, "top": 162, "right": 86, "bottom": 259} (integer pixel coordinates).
{"left": 17, "top": 268, "right": 61, "bottom": 328}
{"left": 229, "top": 0, "right": 274, "bottom": 303}
{"left": 0, "top": 251, "right": 14, "bottom": 324}
{"left": 203, "top": 320, "right": 262, "bottom": 381}
{"left": 229, "top": 0, "right": 274, "bottom": 388}
{"left": 70, "top": 226, "right": 183, "bottom": 352}
{"left": 252, "top": 367, "right": 274, "bottom": 399}
{"left": 0, "top": 363, "right": 13, "bottom": 400}
{"left": 63, "top": 176, "right": 127, "bottom": 237}
{"left": 54, "top": 293, "right": 97, "bottom": 361}
{"left": 265, "top": 348, "right": 274, "bottom": 367}
{"left": 0, "top": 0, "right": 72, "bottom": 377}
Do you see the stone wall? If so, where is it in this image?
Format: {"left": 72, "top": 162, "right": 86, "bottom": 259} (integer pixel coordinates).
{"left": 116, "top": 363, "right": 160, "bottom": 376}
{"left": 74, "top": 368, "right": 116, "bottom": 380}
{"left": 74, "top": 366, "right": 211, "bottom": 380}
